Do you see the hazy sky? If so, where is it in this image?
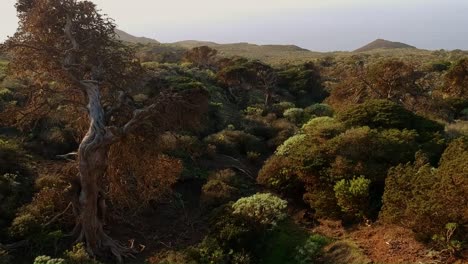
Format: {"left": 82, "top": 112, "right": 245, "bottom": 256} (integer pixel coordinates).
{"left": 1, "top": 0, "right": 467, "bottom": 51}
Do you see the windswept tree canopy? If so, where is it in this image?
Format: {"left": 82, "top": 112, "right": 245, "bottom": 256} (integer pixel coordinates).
{"left": 1, "top": 0, "right": 144, "bottom": 130}
{"left": 183, "top": 46, "right": 218, "bottom": 68}
{"left": 5, "top": 0, "right": 140, "bottom": 88}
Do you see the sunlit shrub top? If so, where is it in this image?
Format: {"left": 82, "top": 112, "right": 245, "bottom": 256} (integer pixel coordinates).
{"left": 232, "top": 193, "right": 287, "bottom": 227}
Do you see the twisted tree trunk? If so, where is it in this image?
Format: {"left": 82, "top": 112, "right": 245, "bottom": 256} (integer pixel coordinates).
{"left": 72, "top": 82, "right": 130, "bottom": 262}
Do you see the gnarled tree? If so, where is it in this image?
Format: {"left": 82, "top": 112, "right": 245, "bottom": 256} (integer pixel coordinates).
{"left": 2, "top": 0, "right": 207, "bottom": 261}
{"left": 183, "top": 45, "right": 218, "bottom": 69}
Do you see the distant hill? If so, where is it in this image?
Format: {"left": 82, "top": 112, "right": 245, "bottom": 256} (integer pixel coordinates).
{"left": 171, "top": 40, "right": 309, "bottom": 52}
{"left": 114, "top": 30, "right": 434, "bottom": 65}
{"left": 169, "top": 40, "right": 317, "bottom": 63}
{"left": 115, "top": 29, "right": 160, "bottom": 44}
{"left": 171, "top": 40, "right": 219, "bottom": 49}
{"left": 115, "top": 28, "right": 320, "bottom": 64}
{"left": 354, "top": 39, "right": 416, "bottom": 52}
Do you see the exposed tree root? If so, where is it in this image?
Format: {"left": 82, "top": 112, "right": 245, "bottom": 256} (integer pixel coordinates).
{"left": 73, "top": 223, "right": 135, "bottom": 263}
{"left": 69, "top": 177, "right": 136, "bottom": 263}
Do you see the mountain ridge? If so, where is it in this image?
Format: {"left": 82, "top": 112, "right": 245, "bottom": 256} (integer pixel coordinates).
{"left": 115, "top": 29, "right": 160, "bottom": 44}
{"left": 354, "top": 39, "right": 416, "bottom": 52}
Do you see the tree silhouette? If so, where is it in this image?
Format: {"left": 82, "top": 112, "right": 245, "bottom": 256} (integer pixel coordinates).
{"left": 183, "top": 46, "right": 218, "bottom": 68}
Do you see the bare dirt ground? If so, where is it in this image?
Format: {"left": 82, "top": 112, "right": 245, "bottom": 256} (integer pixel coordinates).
{"left": 311, "top": 218, "right": 466, "bottom": 264}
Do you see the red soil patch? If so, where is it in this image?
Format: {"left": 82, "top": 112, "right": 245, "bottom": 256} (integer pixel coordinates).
{"left": 310, "top": 219, "right": 462, "bottom": 264}
{"left": 349, "top": 224, "right": 436, "bottom": 264}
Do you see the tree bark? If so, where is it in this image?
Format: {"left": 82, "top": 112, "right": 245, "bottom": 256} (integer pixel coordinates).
{"left": 264, "top": 88, "right": 272, "bottom": 107}
{"left": 72, "top": 81, "right": 130, "bottom": 262}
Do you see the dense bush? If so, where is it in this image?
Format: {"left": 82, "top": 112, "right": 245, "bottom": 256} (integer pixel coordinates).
{"left": 334, "top": 176, "right": 371, "bottom": 219}
{"left": 204, "top": 130, "right": 266, "bottom": 156}
{"left": 277, "top": 62, "right": 327, "bottom": 106}
{"left": 283, "top": 108, "right": 307, "bottom": 125}
{"left": 184, "top": 194, "right": 289, "bottom": 264}
{"left": 33, "top": 255, "right": 65, "bottom": 264}
{"left": 0, "top": 138, "right": 31, "bottom": 175}
{"left": 242, "top": 111, "right": 296, "bottom": 149}
{"left": 232, "top": 193, "right": 288, "bottom": 228}
{"left": 338, "top": 100, "right": 444, "bottom": 134}
{"left": 0, "top": 139, "right": 33, "bottom": 234}
{"left": 259, "top": 110, "right": 440, "bottom": 219}
{"left": 257, "top": 156, "right": 302, "bottom": 196}
{"left": 202, "top": 169, "right": 253, "bottom": 207}
{"left": 107, "top": 135, "right": 183, "bottom": 210}
{"left": 304, "top": 103, "right": 334, "bottom": 118}
{"left": 380, "top": 138, "right": 468, "bottom": 243}
{"left": 8, "top": 172, "right": 70, "bottom": 256}
{"left": 294, "top": 234, "right": 331, "bottom": 264}
{"left": 271, "top": 102, "right": 296, "bottom": 116}
{"left": 301, "top": 117, "right": 345, "bottom": 141}
{"left": 32, "top": 243, "right": 102, "bottom": 264}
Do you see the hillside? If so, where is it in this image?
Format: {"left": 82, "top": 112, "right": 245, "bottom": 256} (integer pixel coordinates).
{"left": 171, "top": 40, "right": 309, "bottom": 52}
{"left": 114, "top": 30, "right": 323, "bottom": 64}
{"left": 170, "top": 40, "right": 219, "bottom": 49}
{"left": 354, "top": 39, "right": 416, "bottom": 52}
{"left": 115, "top": 29, "right": 160, "bottom": 44}
{"left": 115, "top": 30, "right": 438, "bottom": 64}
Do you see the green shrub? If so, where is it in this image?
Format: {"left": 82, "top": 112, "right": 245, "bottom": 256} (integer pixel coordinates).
{"left": 257, "top": 156, "right": 302, "bottom": 196}
{"left": 232, "top": 193, "right": 287, "bottom": 228}
{"left": 275, "top": 134, "right": 308, "bottom": 157}
{"left": 268, "top": 119, "right": 297, "bottom": 148}
{"left": 304, "top": 103, "right": 334, "bottom": 118}
{"left": 276, "top": 63, "right": 326, "bottom": 106}
{"left": 294, "top": 234, "right": 331, "bottom": 264}
{"left": 303, "top": 183, "right": 342, "bottom": 218}
{"left": 338, "top": 99, "right": 444, "bottom": 134}
{"left": 0, "top": 139, "right": 32, "bottom": 233}
{"left": 244, "top": 106, "right": 263, "bottom": 116}
{"left": 301, "top": 117, "right": 345, "bottom": 140}
{"left": 204, "top": 130, "right": 265, "bottom": 156}
{"left": 272, "top": 102, "right": 296, "bottom": 116}
{"left": 257, "top": 221, "right": 309, "bottom": 264}
{"left": 380, "top": 138, "right": 468, "bottom": 242}
{"left": 0, "top": 138, "right": 31, "bottom": 175}
{"left": 430, "top": 61, "right": 451, "bottom": 72}
{"left": 32, "top": 243, "right": 102, "bottom": 264}
{"left": 187, "top": 212, "right": 255, "bottom": 264}
{"left": 0, "top": 173, "right": 23, "bottom": 226}
{"left": 334, "top": 176, "right": 371, "bottom": 219}
{"left": 283, "top": 108, "right": 306, "bottom": 125}
{"left": 33, "top": 256, "right": 65, "bottom": 264}
{"left": 326, "top": 127, "right": 418, "bottom": 182}
{"left": 192, "top": 237, "right": 227, "bottom": 264}
{"left": 263, "top": 111, "right": 424, "bottom": 219}
{"left": 432, "top": 223, "right": 463, "bottom": 257}
{"left": 64, "top": 243, "right": 102, "bottom": 264}
{"left": 9, "top": 173, "right": 70, "bottom": 253}
{"left": 201, "top": 169, "right": 244, "bottom": 207}
{"left": 231, "top": 251, "right": 251, "bottom": 264}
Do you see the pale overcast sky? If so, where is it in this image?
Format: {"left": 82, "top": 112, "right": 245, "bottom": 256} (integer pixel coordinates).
{"left": 1, "top": 0, "right": 467, "bottom": 51}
